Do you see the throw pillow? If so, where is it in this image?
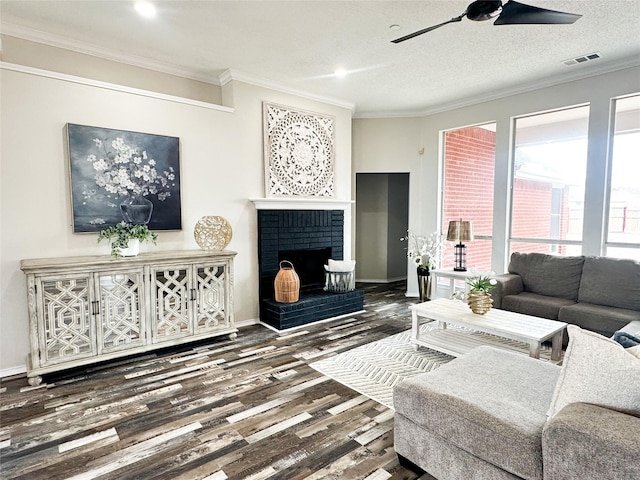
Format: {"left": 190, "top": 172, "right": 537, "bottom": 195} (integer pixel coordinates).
{"left": 612, "top": 330, "right": 640, "bottom": 348}
{"left": 547, "top": 325, "right": 640, "bottom": 418}
{"left": 327, "top": 259, "right": 355, "bottom": 272}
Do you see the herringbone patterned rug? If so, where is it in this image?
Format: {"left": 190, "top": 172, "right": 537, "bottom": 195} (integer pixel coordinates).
{"left": 310, "top": 324, "right": 454, "bottom": 409}
{"left": 310, "top": 322, "right": 558, "bottom": 409}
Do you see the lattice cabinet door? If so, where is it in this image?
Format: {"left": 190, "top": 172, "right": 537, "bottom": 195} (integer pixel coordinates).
{"left": 22, "top": 250, "right": 237, "bottom": 385}
{"left": 150, "top": 265, "right": 192, "bottom": 343}
{"left": 95, "top": 269, "right": 146, "bottom": 354}
{"left": 194, "top": 263, "right": 230, "bottom": 333}
{"left": 35, "top": 273, "right": 97, "bottom": 367}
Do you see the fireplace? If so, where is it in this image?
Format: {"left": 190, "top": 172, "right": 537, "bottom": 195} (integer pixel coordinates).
{"left": 256, "top": 208, "right": 364, "bottom": 329}
{"left": 278, "top": 247, "right": 331, "bottom": 293}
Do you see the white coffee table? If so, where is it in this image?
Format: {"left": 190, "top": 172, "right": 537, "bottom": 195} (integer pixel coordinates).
{"left": 409, "top": 298, "right": 567, "bottom": 362}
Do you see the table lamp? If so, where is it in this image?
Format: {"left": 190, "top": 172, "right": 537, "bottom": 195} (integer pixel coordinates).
{"left": 447, "top": 219, "right": 474, "bottom": 271}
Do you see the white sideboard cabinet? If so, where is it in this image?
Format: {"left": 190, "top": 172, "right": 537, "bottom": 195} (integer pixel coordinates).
{"left": 21, "top": 250, "right": 237, "bottom": 386}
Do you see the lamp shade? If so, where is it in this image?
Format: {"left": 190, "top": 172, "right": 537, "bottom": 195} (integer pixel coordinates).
{"left": 447, "top": 220, "right": 474, "bottom": 243}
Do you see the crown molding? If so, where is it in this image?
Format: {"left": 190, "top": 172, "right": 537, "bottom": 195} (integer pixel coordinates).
{"left": 1, "top": 62, "right": 235, "bottom": 113}
{"left": 1, "top": 21, "right": 221, "bottom": 86}
{"left": 354, "top": 56, "right": 640, "bottom": 119}
{"left": 4, "top": 20, "right": 636, "bottom": 120}
{"left": 220, "top": 68, "right": 356, "bottom": 112}
{"left": 2, "top": 21, "right": 355, "bottom": 113}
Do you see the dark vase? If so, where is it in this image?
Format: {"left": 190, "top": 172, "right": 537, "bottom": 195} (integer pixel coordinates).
{"left": 417, "top": 265, "right": 432, "bottom": 302}
{"left": 120, "top": 194, "right": 153, "bottom": 225}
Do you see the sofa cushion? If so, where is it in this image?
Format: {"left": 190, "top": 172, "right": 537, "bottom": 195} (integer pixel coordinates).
{"left": 578, "top": 256, "right": 640, "bottom": 310}
{"left": 502, "top": 292, "right": 575, "bottom": 320}
{"left": 394, "top": 346, "right": 560, "bottom": 480}
{"left": 508, "top": 252, "right": 584, "bottom": 301}
{"left": 395, "top": 413, "right": 527, "bottom": 480}
{"left": 548, "top": 325, "right": 640, "bottom": 418}
{"left": 543, "top": 403, "right": 640, "bottom": 480}
{"left": 558, "top": 303, "right": 640, "bottom": 338}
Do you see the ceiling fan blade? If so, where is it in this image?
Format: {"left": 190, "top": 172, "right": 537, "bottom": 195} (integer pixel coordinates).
{"left": 391, "top": 14, "right": 465, "bottom": 43}
{"left": 494, "top": 0, "right": 581, "bottom": 25}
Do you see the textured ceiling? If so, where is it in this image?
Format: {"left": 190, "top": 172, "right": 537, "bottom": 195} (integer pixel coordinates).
{"left": 1, "top": 1, "right": 639, "bottom": 116}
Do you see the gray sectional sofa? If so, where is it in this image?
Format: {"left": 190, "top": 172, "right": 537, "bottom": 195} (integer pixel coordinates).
{"left": 491, "top": 253, "right": 640, "bottom": 338}
{"left": 394, "top": 326, "right": 640, "bottom": 480}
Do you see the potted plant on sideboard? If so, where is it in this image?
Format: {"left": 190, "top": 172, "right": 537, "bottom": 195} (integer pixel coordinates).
{"left": 98, "top": 222, "right": 158, "bottom": 258}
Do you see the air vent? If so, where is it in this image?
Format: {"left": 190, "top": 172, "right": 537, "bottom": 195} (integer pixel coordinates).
{"left": 562, "top": 52, "right": 601, "bottom": 66}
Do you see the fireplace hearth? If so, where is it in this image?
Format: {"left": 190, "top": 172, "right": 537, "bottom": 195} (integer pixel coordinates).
{"left": 257, "top": 209, "right": 364, "bottom": 329}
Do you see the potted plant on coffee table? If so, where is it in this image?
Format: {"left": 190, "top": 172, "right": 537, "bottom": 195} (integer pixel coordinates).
{"left": 466, "top": 271, "right": 497, "bottom": 314}
{"left": 98, "top": 222, "right": 158, "bottom": 258}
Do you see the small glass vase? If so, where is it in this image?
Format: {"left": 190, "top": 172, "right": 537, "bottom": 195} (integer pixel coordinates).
{"left": 467, "top": 289, "right": 493, "bottom": 314}
{"left": 120, "top": 195, "right": 153, "bottom": 225}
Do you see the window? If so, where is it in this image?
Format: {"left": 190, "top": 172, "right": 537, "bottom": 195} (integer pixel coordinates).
{"left": 442, "top": 124, "right": 496, "bottom": 272}
{"left": 510, "top": 105, "right": 590, "bottom": 256}
{"left": 606, "top": 94, "right": 640, "bottom": 260}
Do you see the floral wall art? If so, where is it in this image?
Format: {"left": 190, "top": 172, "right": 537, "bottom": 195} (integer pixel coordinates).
{"left": 263, "top": 102, "right": 335, "bottom": 197}
{"left": 67, "top": 124, "right": 181, "bottom": 232}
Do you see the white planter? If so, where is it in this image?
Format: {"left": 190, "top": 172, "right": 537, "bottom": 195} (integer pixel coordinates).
{"left": 120, "top": 239, "right": 140, "bottom": 257}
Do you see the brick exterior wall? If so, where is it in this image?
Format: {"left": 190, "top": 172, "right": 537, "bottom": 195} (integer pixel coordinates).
{"left": 442, "top": 127, "right": 573, "bottom": 268}
{"left": 443, "top": 127, "right": 495, "bottom": 271}
{"left": 512, "top": 178, "right": 570, "bottom": 255}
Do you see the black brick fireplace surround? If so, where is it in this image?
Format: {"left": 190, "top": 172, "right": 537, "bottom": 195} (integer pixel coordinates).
{"left": 258, "top": 209, "right": 364, "bottom": 329}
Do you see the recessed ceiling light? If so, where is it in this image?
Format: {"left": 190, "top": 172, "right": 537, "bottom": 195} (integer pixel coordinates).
{"left": 135, "top": 1, "right": 157, "bottom": 18}
{"left": 334, "top": 68, "right": 348, "bottom": 78}
{"left": 389, "top": 24, "right": 401, "bottom": 31}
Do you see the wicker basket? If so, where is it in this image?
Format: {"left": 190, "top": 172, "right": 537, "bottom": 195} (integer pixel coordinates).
{"left": 274, "top": 260, "right": 300, "bottom": 303}
{"left": 324, "top": 270, "right": 355, "bottom": 293}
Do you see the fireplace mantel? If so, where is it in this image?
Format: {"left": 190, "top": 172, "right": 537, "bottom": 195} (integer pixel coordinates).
{"left": 250, "top": 198, "right": 353, "bottom": 211}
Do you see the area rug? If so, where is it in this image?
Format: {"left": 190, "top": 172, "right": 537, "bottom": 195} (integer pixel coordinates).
{"left": 310, "top": 323, "right": 558, "bottom": 409}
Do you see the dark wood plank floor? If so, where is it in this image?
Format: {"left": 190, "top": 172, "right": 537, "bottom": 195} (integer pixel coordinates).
{"left": 1, "top": 282, "right": 435, "bottom": 480}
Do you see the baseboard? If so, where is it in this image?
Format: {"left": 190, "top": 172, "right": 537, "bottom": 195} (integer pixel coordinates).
{"left": 1, "top": 314, "right": 355, "bottom": 379}
{"left": 236, "top": 317, "right": 260, "bottom": 328}
{"left": 357, "top": 277, "right": 406, "bottom": 283}
{"left": 1, "top": 364, "right": 27, "bottom": 380}
{"left": 0, "top": 319, "right": 261, "bottom": 381}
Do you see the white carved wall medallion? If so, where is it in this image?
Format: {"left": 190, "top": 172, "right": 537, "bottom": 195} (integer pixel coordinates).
{"left": 263, "top": 102, "right": 335, "bottom": 197}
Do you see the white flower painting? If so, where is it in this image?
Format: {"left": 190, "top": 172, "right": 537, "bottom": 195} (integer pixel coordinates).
{"left": 67, "top": 124, "right": 181, "bottom": 232}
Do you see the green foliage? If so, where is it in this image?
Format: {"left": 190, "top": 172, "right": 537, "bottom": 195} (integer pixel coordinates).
{"left": 466, "top": 274, "right": 497, "bottom": 292}
{"left": 98, "top": 222, "right": 157, "bottom": 257}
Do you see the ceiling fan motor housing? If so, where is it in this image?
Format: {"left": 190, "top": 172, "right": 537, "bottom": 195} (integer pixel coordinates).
{"left": 467, "top": 0, "right": 503, "bottom": 21}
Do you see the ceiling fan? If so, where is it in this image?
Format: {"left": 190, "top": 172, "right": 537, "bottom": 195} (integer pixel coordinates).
{"left": 391, "top": 0, "right": 582, "bottom": 43}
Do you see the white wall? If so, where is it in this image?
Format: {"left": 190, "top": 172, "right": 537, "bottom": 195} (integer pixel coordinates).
{"left": 0, "top": 65, "right": 353, "bottom": 375}
{"left": 354, "top": 66, "right": 640, "bottom": 293}
{"left": 352, "top": 117, "right": 425, "bottom": 292}
{"left": 1, "top": 35, "right": 222, "bottom": 104}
